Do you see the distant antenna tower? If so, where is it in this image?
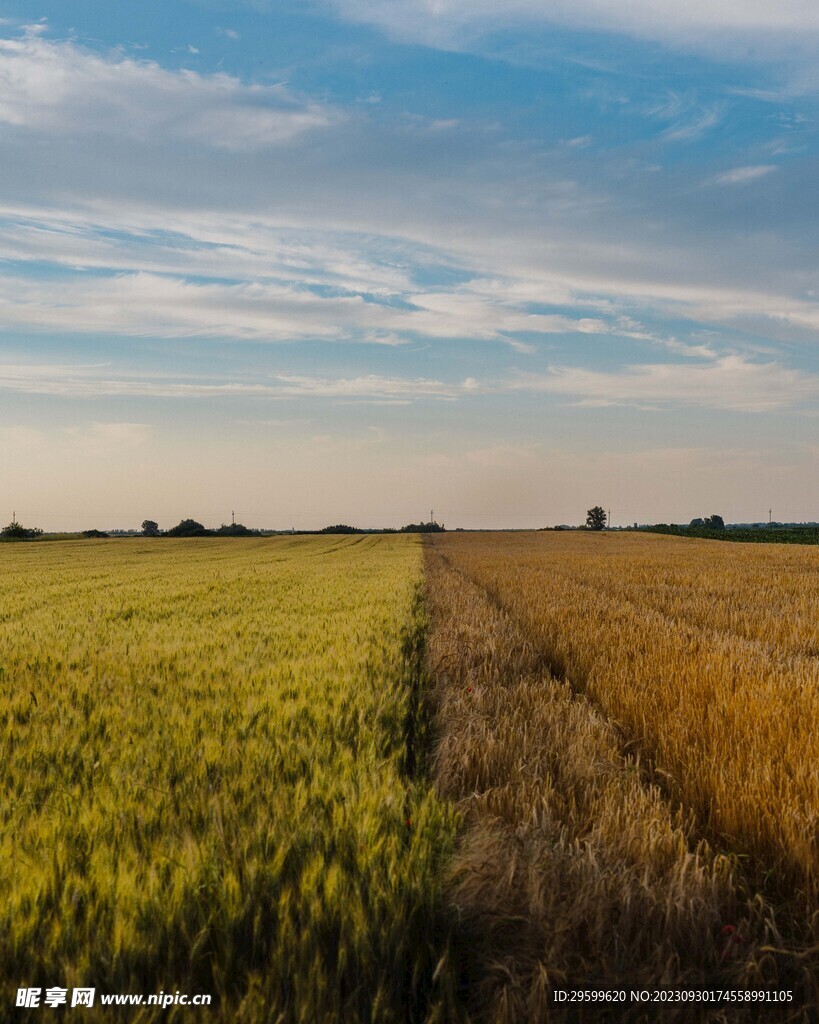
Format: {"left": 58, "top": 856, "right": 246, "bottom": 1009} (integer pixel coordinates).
{"left": 430, "top": 508, "right": 434, "bottom": 524}
{"left": 232, "top": 510, "right": 235, "bottom": 526}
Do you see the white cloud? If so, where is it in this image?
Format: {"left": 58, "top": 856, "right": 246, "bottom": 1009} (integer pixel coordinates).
{"left": 662, "top": 106, "right": 723, "bottom": 142}
{"left": 0, "top": 20, "right": 814, "bottom": 360}
{"left": 0, "top": 204, "right": 421, "bottom": 296}
{"left": 1, "top": 356, "right": 814, "bottom": 413}
{"left": 511, "top": 355, "right": 819, "bottom": 412}
{"left": 0, "top": 273, "right": 348, "bottom": 340}
{"left": 0, "top": 258, "right": 626, "bottom": 345}
{"left": 0, "top": 26, "right": 816, "bottom": 366}
{"left": 0, "top": 29, "right": 337, "bottom": 149}
{"left": 712, "top": 164, "right": 777, "bottom": 185}
{"left": 2, "top": 195, "right": 819, "bottom": 355}
{"left": 643, "top": 91, "right": 725, "bottom": 137}
{"left": 397, "top": 290, "right": 611, "bottom": 342}
{"left": 270, "top": 374, "right": 465, "bottom": 399}
{"left": 0, "top": 363, "right": 468, "bottom": 401}
{"left": 331, "top": 0, "right": 819, "bottom": 59}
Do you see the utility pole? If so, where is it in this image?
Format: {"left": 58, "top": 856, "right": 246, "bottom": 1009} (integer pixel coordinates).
{"left": 769, "top": 508, "right": 772, "bottom": 525}
{"left": 607, "top": 508, "right": 611, "bottom": 530}
{"left": 232, "top": 510, "right": 235, "bottom": 526}
{"left": 430, "top": 508, "right": 434, "bottom": 525}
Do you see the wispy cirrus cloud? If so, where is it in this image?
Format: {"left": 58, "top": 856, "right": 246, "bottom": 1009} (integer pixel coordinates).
{"left": 0, "top": 363, "right": 469, "bottom": 401}
{"left": 0, "top": 25, "right": 816, "bottom": 361}
{"left": 3, "top": 194, "right": 819, "bottom": 355}
{"left": 712, "top": 164, "right": 777, "bottom": 185}
{"left": 1, "top": 355, "right": 816, "bottom": 413}
{"left": 333, "top": 0, "right": 819, "bottom": 36}
{"left": 0, "top": 204, "right": 421, "bottom": 295}
{"left": 643, "top": 91, "right": 726, "bottom": 142}
{"left": 0, "top": 259, "right": 631, "bottom": 347}
{"left": 330, "top": 0, "right": 819, "bottom": 65}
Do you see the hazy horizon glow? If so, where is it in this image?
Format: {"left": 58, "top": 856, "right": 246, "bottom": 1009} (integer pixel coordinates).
{"left": 1, "top": 2, "right": 817, "bottom": 530}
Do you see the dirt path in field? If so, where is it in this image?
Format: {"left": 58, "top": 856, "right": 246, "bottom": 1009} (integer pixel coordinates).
{"left": 423, "top": 540, "right": 804, "bottom": 1023}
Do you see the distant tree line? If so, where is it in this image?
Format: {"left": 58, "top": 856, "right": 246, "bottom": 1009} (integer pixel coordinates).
{"left": 1, "top": 515, "right": 449, "bottom": 541}
{"left": 400, "top": 521, "right": 445, "bottom": 533}
{"left": 638, "top": 515, "right": 725, "bottom": 534}
{"left": 143, "top": 519, "right": 447, "bottom": 537}
{"left": 157, "top": 519, "right": 256, "bottom": 537}
{"left": 319, "top": 521, "right": 446, "bottom": 535}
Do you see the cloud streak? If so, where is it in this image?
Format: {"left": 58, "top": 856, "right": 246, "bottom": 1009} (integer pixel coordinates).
{"left": 712, "top": 165, "right": 777, "bottom": 185}
{"left": 0, "top": 363, "right": 468, "bottom": 401}
{"left": 1, "top": 356, "right": 816, "bottom": 413}
{"left": 0, "top": 242, "right": 636, "bottom": 346}
{"left": 331, "top": 0, "right": 819, "bottom": 64}
{"left": 2, "top": 193, "right": 819, "bottom": 364}
{"left": 512, "top": 356, "right": 819, "bottom": 412}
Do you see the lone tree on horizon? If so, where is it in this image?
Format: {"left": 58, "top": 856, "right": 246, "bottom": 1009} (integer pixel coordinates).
{"left": 586, "top": 506, "right": 607, "bottom": 531}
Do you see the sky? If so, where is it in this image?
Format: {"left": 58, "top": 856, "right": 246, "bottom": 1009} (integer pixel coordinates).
{"left": 1, "top": 1, "right": 818, "bottom": 530}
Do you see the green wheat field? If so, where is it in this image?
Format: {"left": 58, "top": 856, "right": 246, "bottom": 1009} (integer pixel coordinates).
{"left": 1, "top": 536, "right": 456, "bottom": 1023}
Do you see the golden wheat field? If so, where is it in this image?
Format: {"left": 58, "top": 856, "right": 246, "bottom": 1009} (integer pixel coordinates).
{"left": 425, "top": 530, "right": 819, "bottom": 1021}
{"left": 0, "top": 535, "right": 457, "bottom": 1023}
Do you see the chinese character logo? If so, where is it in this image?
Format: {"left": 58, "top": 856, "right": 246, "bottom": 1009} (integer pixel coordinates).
{"left": 45, "top": 987, "right": 68, "bottom": 1008}
{"left": 71, "top": 987, "right": 96, "bottom": 1007}
{"left": 16, "top": 988, "right": 41, "bottom": 1008}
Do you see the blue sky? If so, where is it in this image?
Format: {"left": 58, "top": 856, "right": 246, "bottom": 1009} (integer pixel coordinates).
{"left": 1, "top": 1, "right": 818, "bottom": 529}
